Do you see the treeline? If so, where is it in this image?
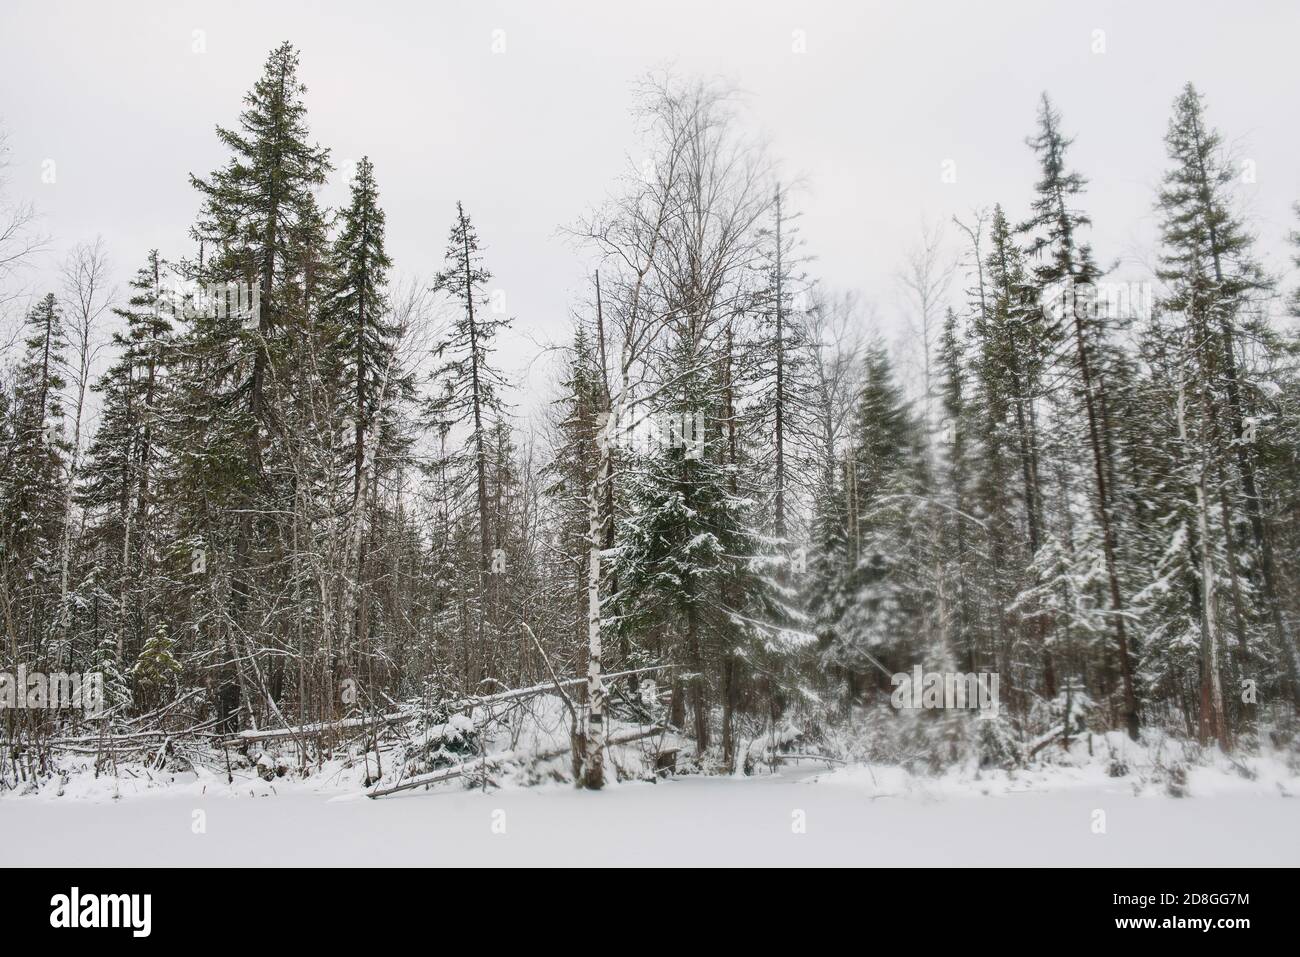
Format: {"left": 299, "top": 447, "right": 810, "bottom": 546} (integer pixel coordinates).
{"left": 806, "top": 88, "right": 1300, "bottom": 754}
{"left": 2, "top": 45, "right": 1298, "bottom": 785}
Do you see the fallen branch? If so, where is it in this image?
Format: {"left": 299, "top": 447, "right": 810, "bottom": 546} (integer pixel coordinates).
{"left": 1028, "top": 725, "right": 1066, "bottom": 758}
{"left": 228, "top": 666, "right": 672, "bottom": 747}
{"left": 521, "top": 621, "right": 577, "bottom": 726}
{"left": 367, "top": 725, "right": 666, "bottom": 798}
{"left": 770, "top": 752, "right": 846, "bottom": 766}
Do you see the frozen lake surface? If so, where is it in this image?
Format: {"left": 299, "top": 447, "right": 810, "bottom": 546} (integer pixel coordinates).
{"left": 6, "top": 764, "right": 1296, "bottom": 866}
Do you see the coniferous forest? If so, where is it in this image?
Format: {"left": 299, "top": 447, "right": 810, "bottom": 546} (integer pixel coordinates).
{"left": 2, "top": 5, "right": 1300, "bottom": 878}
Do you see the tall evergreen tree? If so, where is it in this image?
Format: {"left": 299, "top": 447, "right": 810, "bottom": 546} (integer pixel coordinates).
{"left": 190, "top": 40, "right": 331, "bottom": 435}
{"left": 79, "top": 250, "right": 172, "bottom": 667}
{"left": 1020, "top": 94, "right": 1140, "bottom": 739}
{"left": 3, "top": 293, "right": 69, "bottom": 558}
{"left": 978, "top": 205, "right": 1057, "bottom": 694}
{"left": 543, "top": 323, "right": 604, "bottom": 650}
{"left": 1155, "top": 83, "right": 1297, "bottom": 714}
{"left": 179, "top": 41, "right": 332, "bottom": 729}
{"left": 326, "top": 156, "right": 399, "bottom": 502}
{"left": 1, "top": 293, "right": 70, "bottom": 671}
{"left": 428, "top": 202, "right": 512, "bottom": 681}
{"left": 751, "top": 184, "right": 813, "bottom": 544}
{"left": 818, "top": 344, "right": 930, "bottom": 704}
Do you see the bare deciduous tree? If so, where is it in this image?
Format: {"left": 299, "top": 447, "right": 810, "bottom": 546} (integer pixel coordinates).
{"left": 57, "top": 236, "right": 113, "bottom": 637}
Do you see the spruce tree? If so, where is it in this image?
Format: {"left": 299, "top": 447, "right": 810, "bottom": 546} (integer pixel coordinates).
{"left": 181, "top": 41, "right": 331, "bottom": 729}
{"left": 326, "top": 156, "right": 402, "bottom": 502}
{"left": 751, "top": 184, "right": 813, "bottom": 544}
{"left": 937, "top": 308, "right": 975, "bottom": 670}
{"left": 819, "top": 344, "right": 929, "bottom": 703}
{"left": 80, "top": 251, "right": 172, "bottom": 663}
{"left": 1020, "top": 94, "right": 1140, "bottom": 739}
{"left": 190, "top": 41, "right": 331, "bottom": 430}
{"left": 132, "top": 621, "right": 182, "bottom": 709}
{"left": 1155, "top": 83, "right": 1297, "bottom": 714}
{"left": 1, "top": 293, "right": 70, "bottom": 666}
{"left": 543, "top": 323, "right": 603, "bottom": 649}
{"left": 978, "top": 205, "right": 1056, "bottom": 694}
{"left": 428, "top": 202, "right": 512, "bottom": 682}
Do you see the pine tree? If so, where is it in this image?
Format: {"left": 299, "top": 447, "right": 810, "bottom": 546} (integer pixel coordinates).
{"left": 92, "top": 630, "right": 132, "bottom": 712}
{"left": 180, "top": 41, "right": 332, "bottom": 730}
{"left": 818, "top": 344, "right": 929, "bottom": 703}
{"left": 326, "top": 156, "right": 399, "bottom": 501}
{"left": 1, "top": 293, "right": 70, "bottom": 668}
{"left": 611, "top": 399, "right": 784, "bottom": 761}
{"left": 428, "top": 202, "right": 512, "bottom": 682}
{"left": 543, "top": 323, "right": 603, "bottom": 650}
{"left": 751, "top": 184, "right": 813, "bottom": 544}
{"left": 801, "top": 289, "right": 863, "bottom": 712}
{"left": 323, "top": 157, "right": 413, "bottom": 678}
{"left": 937, "top": 308, "right": 975, "bottom": 670}
{"left": 132, "top": 621, "right": 182, "bottom": 708}
{"left": 1155, "top": 83, "right": 1296, "bottom": 715}
{"left": 79, "top": 251, "right": 172, "bottom": 665}
{"left": 978, "top": 205, "right": 1057, "bottom": 694}
{"left": 1020, "top": 94, "right": 1140, "bottom": 739}
{"left": 190, "top": 40, "right": 331, "bottom": 433}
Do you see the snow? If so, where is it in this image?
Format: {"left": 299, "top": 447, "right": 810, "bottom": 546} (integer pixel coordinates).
{"left": 4, "top": 760, "right": 1296, "bottom": 867}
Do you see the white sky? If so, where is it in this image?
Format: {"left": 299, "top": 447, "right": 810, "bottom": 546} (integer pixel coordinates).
{"left": 2, "top": 0, "right": 1298, "bottom": 417}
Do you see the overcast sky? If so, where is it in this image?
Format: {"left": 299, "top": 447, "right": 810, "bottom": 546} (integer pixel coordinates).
{"left": 2, "top": 0, "right": 1298, "bottom": 415}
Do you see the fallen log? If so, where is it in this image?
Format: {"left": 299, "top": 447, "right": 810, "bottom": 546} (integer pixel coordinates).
{"left": 1027, "top": 724, "right": 1066, "bottom": 758}
{"left": 226, "top": 665, "right": 673, "bottom": 748}
{"left": 48, "top": 714, "right": 227, "bottom": 747}
{"left": 367, "top": 724, "right": 667, "bottom": 798}
{"left": 770, "top": 752, "right": 846, "bottom": 766}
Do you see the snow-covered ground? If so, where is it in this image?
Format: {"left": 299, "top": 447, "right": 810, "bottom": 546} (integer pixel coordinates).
{"left": 6, "top": 757, "right": 1297, "bottom": 866}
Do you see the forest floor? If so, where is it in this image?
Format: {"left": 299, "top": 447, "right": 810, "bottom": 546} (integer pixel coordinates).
{"left": 5, "top": 753, "right": 1297, "bottom": 866}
